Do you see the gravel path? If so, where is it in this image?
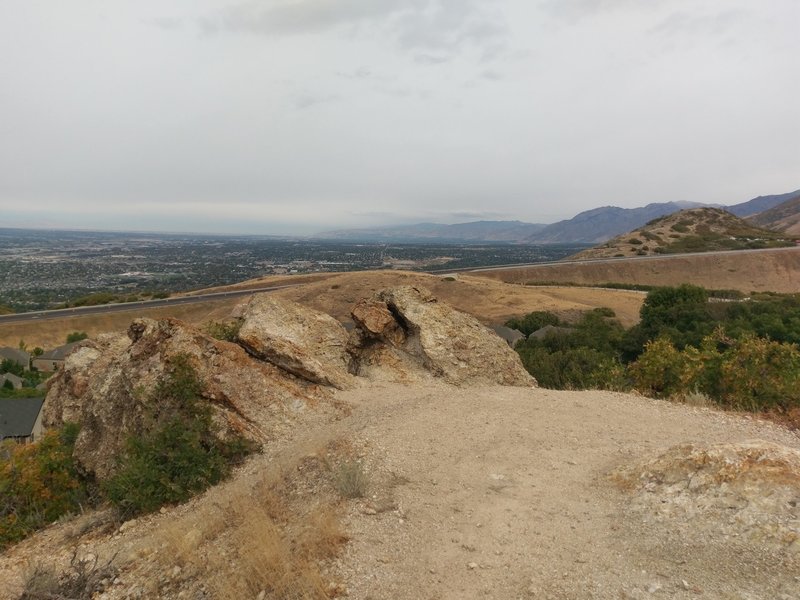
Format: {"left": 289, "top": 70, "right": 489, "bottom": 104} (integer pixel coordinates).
{"left": 330, "top": 383, "right": 800, "bottom": 600}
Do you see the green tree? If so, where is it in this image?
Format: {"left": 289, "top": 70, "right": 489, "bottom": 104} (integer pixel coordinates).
{"left": 638, "top": 284, "right": 715, "bottom": 350}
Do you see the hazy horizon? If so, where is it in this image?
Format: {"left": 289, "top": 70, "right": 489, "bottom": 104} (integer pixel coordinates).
{"left": 2, "top": 1, "right": 798, "bottom": 236}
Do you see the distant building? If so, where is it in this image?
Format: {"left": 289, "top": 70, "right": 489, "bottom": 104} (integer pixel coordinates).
{"left": 0, "top": 397, "right": 45, "bottom": 444}
{"left": 491, "top": 325, "right": 526, "bottom": 347}
{"left": 1, "top": 373, "right": 24, "bottom": 390}
{"left": 32, "top": 342, "right": 82, "bottom": 372}
{"left": 0, "top": 347, "right": 30, "bottom": 370}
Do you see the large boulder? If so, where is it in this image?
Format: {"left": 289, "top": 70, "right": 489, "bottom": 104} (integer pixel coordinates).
{"left": 237, "top": 294, "right": 354, "bottom": 390}
{"left": 349, "top": 286, "right": 535, "bottom": 386}
{"left": 43, "top": 318, "right": 330, "bottom": 480}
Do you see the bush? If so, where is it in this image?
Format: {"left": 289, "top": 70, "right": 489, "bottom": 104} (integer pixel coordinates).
{"left": 334, "top": 460, "right": 369, "bottom": 499}
{"left": 0, "top": 424, "right": 87, "bottom": 549}
{"left": 102, "top": 356, "right": 254, "bottom": 517}
{"left": 203, "top": 320, "right": 242, "bottom": 342}
{"left": 66, "top": 332, "right": 88, "bottom": 343}
{"left": 628, "top": 338, "right": 689, "bottom": 398}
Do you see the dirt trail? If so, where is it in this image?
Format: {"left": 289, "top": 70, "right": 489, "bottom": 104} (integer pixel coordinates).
{"left": 329, "top": 383, "right": 800, "bottom": 600}
{"left": 2, "top": 383, "right": 799, "bottom": 599}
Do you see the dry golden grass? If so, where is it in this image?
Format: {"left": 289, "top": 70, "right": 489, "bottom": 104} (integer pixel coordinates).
{"left": 475, "top": 248, "right": 800, "bottom": 295}
{"left": 2, "top": 269, "right": 649, "bottom": 347}
{"left": 149, "top": 439, "right": 353, "bottom": 600}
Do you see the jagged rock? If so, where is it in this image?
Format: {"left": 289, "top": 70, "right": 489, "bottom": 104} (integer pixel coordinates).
{"left": 613, "top": 440, "right": 800, "bottom": 553}
{"left": 43, "top": 318, "right": 329, "bottom": 480}
{"left": 237, "top": 294, "right": 354, "bottom": 390}
{"left": 349, "top": 286, "right": 535, "bottom": 387}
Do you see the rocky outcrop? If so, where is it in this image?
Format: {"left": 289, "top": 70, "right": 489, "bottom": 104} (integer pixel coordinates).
{"left": 349, "top": 286, "right": 535, "bottom": 387}
{"left": 43, "top": 288, "right": 535, "bottom": 479}
{"left": 43, "top": 318, "right": 330, "bottom": 480}
{"left": 613, "top": 440, "right": 800, "bottom": 555}
{"left": 237, "top": 295, "right": 354, "bottom": 390}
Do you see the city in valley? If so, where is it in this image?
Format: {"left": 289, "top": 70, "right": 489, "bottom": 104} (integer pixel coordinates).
{"left": 0, "top": 228, "right": 586, "bottom": 312}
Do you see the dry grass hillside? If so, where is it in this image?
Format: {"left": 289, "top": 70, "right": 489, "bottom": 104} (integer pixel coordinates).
{"left": 0, "top": 271, "right": 646, "bottom": 348}
{"left": 570, "top": 207, "right": 792, "bottom": 261}
{"left": 747, "top": 193, "right": 800, "bottom": 236}
{"left": 475, "top": 247, "right": 800, "bottom": 294}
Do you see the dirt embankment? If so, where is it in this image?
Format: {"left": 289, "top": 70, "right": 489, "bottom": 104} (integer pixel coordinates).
{"left": 474, "top": 248, "right": 800, "bottom": 294}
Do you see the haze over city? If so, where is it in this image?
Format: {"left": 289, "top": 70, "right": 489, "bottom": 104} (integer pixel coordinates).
{"left": 2, "top": 0, "right": 798, "bottom": 235}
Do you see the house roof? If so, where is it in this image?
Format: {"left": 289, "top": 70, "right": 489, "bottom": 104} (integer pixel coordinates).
{"left": 0, "top": 398, "right": 44, "bottom": 439}
{"left": 528, "top": 325, "right": 574, "bottom": 340}
{"left": 38, "top": 342, "right": 82, "bottom": 362}
{"left": 0, "top": 347, "right": 30, "bottom": 367}
{"left": 491, "top": 325, "right": 526, "bottom": 345}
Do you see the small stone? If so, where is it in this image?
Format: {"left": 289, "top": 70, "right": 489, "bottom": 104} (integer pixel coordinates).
{"left": 160, "top": 506, "right": 168, "bottom": 514}
{"left": 256, "top": 591, "right": 266, "bottom": 600}
{"left": 646, "top": 582, "right": 662, "bottom": 594}
{"left": 171, "top": 566, "right": 182, "bottom": 577}
{"left": 362, "top": 507, "right": 377, "bottom": 515}
{"left": 467, "top": 562, "right": 478, "bottom": 570}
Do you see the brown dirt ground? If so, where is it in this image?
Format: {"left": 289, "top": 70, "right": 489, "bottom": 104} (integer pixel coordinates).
{"left": 2, "top": 383, "right": 799, "bottom": 599}
{"left": 0, "top": 271, "right": 646, "bottom": 348}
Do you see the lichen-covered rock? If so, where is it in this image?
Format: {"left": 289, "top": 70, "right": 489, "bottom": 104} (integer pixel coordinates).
{"left": 43, "top": 318, "right": 329, "bottom": 480}
{"left": 613, "top": 440, "right": 800, "bottom": 554}
{"left": 237, "top": 294, "right": 354, "bottom": 390}
{"left": 349, "top": 286, "right": 535, "bottom": 387}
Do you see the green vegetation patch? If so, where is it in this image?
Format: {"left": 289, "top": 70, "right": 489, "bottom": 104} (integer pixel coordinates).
{"left": 103, "top": 355, "right": 255, "bottom": 518}
{"left": 510, "top": 286, "right": 800, "bottom": 415}
{"left": 0, "top": 423, "right": 87, "bottom": 549}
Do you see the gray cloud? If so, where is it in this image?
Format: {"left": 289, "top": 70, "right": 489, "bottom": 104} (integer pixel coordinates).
{"left": 650, "top": 10, "right": 748, "bottom": 38}
{"left": 2, "top": 1, "right": 798, "bottom": 235}
{"left": 201, "top": 0, "right": 508, "bottom": 57}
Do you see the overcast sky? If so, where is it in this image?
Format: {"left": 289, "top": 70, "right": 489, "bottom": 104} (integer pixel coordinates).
{"left": 1, "top": 1, "right": 798, "bottom": 235}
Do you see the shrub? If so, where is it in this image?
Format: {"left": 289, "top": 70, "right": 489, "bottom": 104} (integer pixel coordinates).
{"left": 66, "top": 331, "right": 88, "bottom": 343}
{"left": 628, "top": 338, "right": 689, "bottom": 398}
{"left": 0, "top": 424, "right": 87, "bottom": 549}
{"left": 715, "top": 335, "right": 800, "bottom": 411}
{"left": 21, "top": 551, "right": 118, "bottom": 600}
{"left": 203, "top": 320, "right": 242, "bottom": 342}
{"left": 102, "top": 356, "right": 255, "bottom": 518}
{"left": 334, "top": 460, "right": 369, "bottom": 499}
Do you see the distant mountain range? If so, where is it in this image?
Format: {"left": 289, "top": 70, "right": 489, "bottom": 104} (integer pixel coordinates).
{"left": 314, "top": 220, "right": 547, "bottom": 243}
{"left": 745, "top": 191, "right": 800, "bottom": 236}
{"left": 315, "top": 189, "right": 800, "bottom": 244}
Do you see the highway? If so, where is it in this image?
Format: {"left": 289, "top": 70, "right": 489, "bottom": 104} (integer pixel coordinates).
{"left": 0, "top": 285, "right": 299, "bottom": 325}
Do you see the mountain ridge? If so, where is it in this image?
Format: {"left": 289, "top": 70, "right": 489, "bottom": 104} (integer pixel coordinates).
{"left": 316, "top": 189, "right": 798, "bottom": 244}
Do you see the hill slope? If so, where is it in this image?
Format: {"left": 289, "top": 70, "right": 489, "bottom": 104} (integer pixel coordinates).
{"left": 727, "top": 188, "right": 800, "bottom": 217}
{"left": 525, "top": 201, "right": 706, "bottom": 244}
{"left": 569, "top": 207, "right": 793, "bottom": 260}
{"left": 747, "top": 193, "right": 800, "bottom": 236}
